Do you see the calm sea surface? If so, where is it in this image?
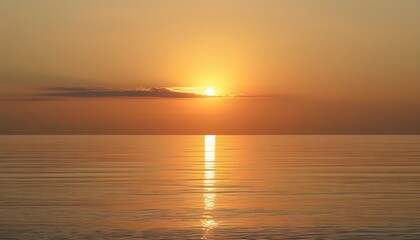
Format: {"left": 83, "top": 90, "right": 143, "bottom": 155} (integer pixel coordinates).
{"left": 0, "top": 136, "right": 419, "bottom": 239}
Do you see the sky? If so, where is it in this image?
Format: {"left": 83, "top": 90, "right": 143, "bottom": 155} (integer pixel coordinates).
{"left": 0, "top": 0, "right": 419, "bottom": 134}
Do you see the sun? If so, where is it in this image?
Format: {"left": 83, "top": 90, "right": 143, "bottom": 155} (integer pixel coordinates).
{"left": 205, "top": 88, "right": 215, "bottom": 96}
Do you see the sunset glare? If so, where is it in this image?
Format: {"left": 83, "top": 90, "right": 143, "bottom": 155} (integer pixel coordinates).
{"left": 205, "top": 88, "right": 215, "bottom": 97}
{"left": 1, "top": 1, "right": 420, "bottom": 239}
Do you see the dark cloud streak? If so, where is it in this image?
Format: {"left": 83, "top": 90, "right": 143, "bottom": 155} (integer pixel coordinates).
{"left": 42, "top": 87, "right": 208, "bottom": 99}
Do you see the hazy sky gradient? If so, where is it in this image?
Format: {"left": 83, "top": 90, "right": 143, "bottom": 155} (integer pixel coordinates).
{"left": 1, "top": 0, "right": 419, "bottom": 134}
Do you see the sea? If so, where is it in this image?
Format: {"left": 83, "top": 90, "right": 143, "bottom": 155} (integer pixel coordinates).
{"left": 0, "top": 135, "right": 419, "bottom": 239}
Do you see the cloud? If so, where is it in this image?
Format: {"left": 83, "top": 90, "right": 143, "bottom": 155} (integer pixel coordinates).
{"left": 41, "top": 87, "right": 210, "bottom": 99}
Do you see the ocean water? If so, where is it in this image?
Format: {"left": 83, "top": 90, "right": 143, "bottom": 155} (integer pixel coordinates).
{"left": 0, "top": 135, "right": 419, "bottom": 239}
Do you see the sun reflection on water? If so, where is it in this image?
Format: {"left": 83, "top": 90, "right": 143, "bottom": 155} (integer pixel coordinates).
{"left": 202, "top": 135, "right": 217, "bottom": 239}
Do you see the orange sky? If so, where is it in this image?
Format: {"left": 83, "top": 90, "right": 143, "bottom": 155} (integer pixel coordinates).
{"left": 0, "top": 0, "right": 419, "bottom": 134}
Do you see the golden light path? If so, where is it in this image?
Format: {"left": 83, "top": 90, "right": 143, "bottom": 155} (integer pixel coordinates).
{"left": 202, "top": 135, "right": 217, "bottom": 239}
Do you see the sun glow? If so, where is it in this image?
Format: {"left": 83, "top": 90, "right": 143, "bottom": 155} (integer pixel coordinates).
{"left": 205, "top": 88, "right": 215, "bottom": 96}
